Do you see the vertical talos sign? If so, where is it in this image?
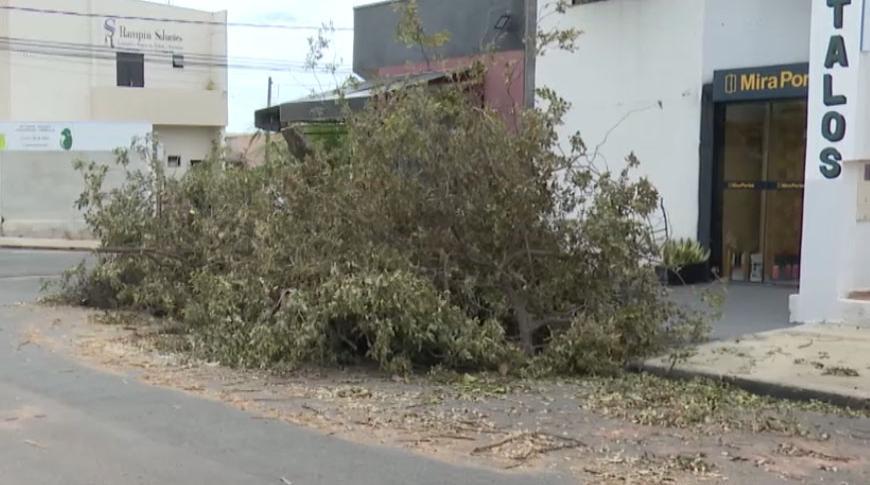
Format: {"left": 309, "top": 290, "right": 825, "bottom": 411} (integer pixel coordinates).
{"left": 819, "top": 0, "right": 854, "bottom": 179}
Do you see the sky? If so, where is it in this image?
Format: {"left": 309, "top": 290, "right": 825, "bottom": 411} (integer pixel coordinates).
{"left": 147, "top": 0, "right": 376, "bottom": 133}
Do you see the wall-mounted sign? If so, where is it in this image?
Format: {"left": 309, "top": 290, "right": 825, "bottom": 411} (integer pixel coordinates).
{"left": 103, "top": 17, "right": 184, "bottom": 50}
{"left": 0, "top": 123, "right": 151, "bottom": 152}
{"left": 713, "top": 63, "right": 810, "bottom": 102}
{"left": 817, "top": 0, "right": 855, "bottom": 179}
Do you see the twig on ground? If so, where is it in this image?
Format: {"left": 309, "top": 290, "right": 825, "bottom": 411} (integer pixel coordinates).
{"left": 472, "top": 432, "right": 586, "bottom": 457}
{"left": 473, "top": 433, "right": 531, "bottom": 454}
{"left": 301, "top": 404, "right": 326, "bottom": 417}
{"left": 431, "top": 433, "right": 476, "bottom": 441}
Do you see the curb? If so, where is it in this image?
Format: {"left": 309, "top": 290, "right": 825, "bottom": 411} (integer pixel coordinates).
{"left": 635, "top": 361, "right": 870, "bottom": 411}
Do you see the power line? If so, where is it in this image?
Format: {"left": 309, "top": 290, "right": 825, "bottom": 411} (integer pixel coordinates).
{"left": 2, "top": 52, "right": 331, "bottom": 90}
{"left": 0, "top": 36, "right": 354, "bottom": 70}
{"left": 0, "top": 5, "right": 353, "bottom": 31}
{"left": 0, "top": 37, "right": 355, "bottom": 73}
{"left": 5, "top": 36, "right": 353, "bottom": 70}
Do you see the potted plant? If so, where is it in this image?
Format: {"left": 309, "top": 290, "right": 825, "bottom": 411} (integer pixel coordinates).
{"left": 657, "top": 238, "right": 711, "bottom": 286}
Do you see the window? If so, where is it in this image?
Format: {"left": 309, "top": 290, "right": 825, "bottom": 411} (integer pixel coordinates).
{"left": 167, "top": 155, "right": 181, "bottom": 168}
{"left": 190, "top": 159, "right": 203, "bottom": 167}
{"left": 172, "top": 54, "right": 185, "bottom": 69}
{"left": 117, "top": 52, "right": 144, "bottom": 88}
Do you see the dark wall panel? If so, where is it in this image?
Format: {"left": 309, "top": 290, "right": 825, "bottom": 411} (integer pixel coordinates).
{"left": 354, "top": 0, "right": 526, "bottom": 77}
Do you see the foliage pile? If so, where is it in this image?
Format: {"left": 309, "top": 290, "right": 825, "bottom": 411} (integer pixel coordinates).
{"left": 577, "top": 373, "right": 865, "bottom": 436}
{"left": 57, "top": 78, "right": 709, "bottom": 375}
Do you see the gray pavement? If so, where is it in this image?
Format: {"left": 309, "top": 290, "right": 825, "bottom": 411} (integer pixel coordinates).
{"left": 671, "top": 283, "right": 794, "bottom": 340}
{"left": 644, "top": 321, "right": 870, "bottom": 408}
{"left": 0, "top": 249, "right": 566, "bottom": 485}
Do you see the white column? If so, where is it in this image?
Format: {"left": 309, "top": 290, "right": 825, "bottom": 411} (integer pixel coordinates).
{"left": 792, "top": 0, "right": 866, "bottom": 323}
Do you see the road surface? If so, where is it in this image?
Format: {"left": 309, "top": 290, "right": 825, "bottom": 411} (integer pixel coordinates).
{"left": 0, "top": 249, "right": 565, "bottom": 485}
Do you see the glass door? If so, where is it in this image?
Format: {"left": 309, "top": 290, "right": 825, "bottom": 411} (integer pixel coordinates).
{"left": 764, "top": 101, "right": 806, "bottom": 284}
{"left": 720, "top": 100, "right": 806, "bottom": 285}
{"left": 722, "top": 103, "right": 766, "bottom": 282}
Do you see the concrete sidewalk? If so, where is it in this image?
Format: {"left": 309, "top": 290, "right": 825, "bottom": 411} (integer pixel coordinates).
{"left": 644, "top": 324, "right": 870, "bottom": 408}
{"left": 0, "top": 237, "right": 98, "bottom": 251}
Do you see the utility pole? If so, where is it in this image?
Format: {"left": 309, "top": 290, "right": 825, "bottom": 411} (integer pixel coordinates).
{"left": 523, "top": 0, "right": 537, "bottom": 109}
{"left": 266, "top": 76, "right": 273, "bottom": 162}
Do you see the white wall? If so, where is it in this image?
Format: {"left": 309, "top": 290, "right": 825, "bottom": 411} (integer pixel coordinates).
{"left": 154, "top": 125, "right": 220, "bottom": 171}
{"left": 537, "top": 0, "right": 706, "bottom": 239}
{"left": 0, "top": 0, "right": 9, "bottom": 120}
{"left": 702, "top": 0, "right": 811, "bottom": 82}
{"left": 0, "top": 122, "right": 150, "bottom": 238}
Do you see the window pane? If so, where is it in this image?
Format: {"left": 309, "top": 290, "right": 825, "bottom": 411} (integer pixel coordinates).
{"left": 117, "top": 52, "right": 144, "bottom": 88}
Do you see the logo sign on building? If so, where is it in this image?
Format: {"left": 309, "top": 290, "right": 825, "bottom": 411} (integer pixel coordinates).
{"left": 713, "top": 63, "right": 810, "bottom": 102}
{"left": 0, "top": 123, "right": 151, "bottom": 152}
{"left": 103, "top": 17, "right": 184, "bottom": 50}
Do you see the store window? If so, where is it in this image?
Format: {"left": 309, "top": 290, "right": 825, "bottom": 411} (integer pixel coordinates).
{"left": 117, "top": 52, "right": 145, "bottom": 88}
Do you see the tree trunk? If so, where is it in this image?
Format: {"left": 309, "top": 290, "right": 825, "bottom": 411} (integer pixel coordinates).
{"left": 506, "top": 287, "right": 536, "bottom": 355}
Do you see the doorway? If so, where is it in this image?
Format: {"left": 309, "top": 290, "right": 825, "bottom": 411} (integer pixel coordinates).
{"left": 719, "top": 100, "right": 807, "bottom": 285}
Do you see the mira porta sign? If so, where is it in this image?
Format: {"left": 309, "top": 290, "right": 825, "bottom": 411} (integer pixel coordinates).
{"left": 713, "top": 63, "right": 809, "bottom": 102}
{"left": 818, "top": 0, "right": 853, "bottom": 180}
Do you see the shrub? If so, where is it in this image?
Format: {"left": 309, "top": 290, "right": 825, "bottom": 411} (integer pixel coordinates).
{"left": 662, "top": 238, "right": 711, "bottom": 270}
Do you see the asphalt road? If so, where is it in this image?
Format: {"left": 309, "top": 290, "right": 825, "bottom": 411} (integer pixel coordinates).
{"left": 0, "top": 249, "right": 566, "bottom": 485}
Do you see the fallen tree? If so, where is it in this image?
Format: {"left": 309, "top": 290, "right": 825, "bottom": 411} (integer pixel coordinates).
{"left": 57, "top": 78, "right": 709, "bottom": 375}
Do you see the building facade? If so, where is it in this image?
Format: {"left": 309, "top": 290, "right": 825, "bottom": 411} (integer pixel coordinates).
{"left": 354, "top": 0, "right": 531, "bottom": 122}
{"left": 0, "top": 0, "right": 227, "bottom": 237}
{"left": 257, "top": 0, "right": 531, "bottom": 133}
{"left": 538, "top": 0, "right": 870, "bottom": 325}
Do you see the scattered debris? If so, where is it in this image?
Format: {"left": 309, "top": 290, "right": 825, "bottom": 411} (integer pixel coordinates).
{"left": 821, "top": 367, "right": 860, "bottom": 377}
{"left": 23, "top": 439, "right": 47, "bottom": 449}
{"left": 794, "top": 358, "right": 826, "bottom": 370}
{"left": 776, "top": 443, "right": 851, "bottom": 463}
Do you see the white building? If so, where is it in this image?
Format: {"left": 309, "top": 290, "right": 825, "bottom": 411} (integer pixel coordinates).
{"left": 538, "top": 0, "right": 870, "bottom": 325}
{"left": 0, "top": 0, "right": 227, "bottom": 237}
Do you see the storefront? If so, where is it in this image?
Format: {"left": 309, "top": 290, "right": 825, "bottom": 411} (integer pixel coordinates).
{"left": 704, "top": 64, "right": 809, "bottom": 286}
{"left": 534, "top": 0, "right": 870, "bottom": 324}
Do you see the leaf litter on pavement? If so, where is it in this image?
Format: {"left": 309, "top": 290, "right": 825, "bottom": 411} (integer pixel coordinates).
{"left": 22, "top": 305, "right": 870, "bottom": 484}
